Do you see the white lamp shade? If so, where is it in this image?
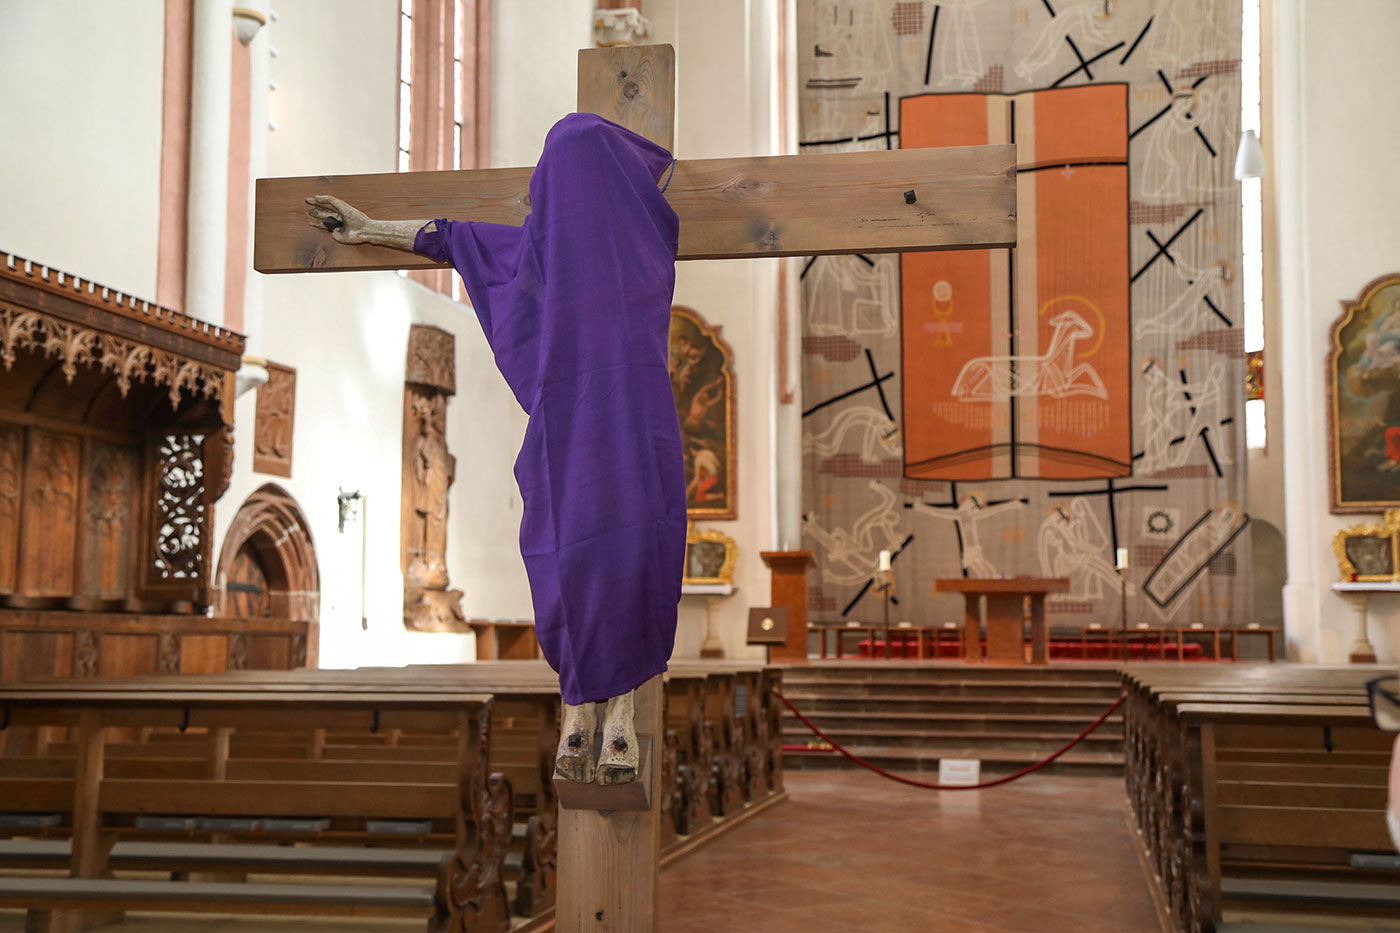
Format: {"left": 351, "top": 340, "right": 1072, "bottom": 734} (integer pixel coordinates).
{"left": 235, "top": 360, "right": 270, "bottom": 398}
{"left": 1234, "top": 129, "right": 1265, "bottom": 180}
{"left": 232, "top": 7, "right": 267, "bottom": 45}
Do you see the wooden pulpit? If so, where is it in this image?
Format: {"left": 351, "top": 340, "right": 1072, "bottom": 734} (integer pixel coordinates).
{"left": 935, "top": 578, "right": 1070, "bottom": 665}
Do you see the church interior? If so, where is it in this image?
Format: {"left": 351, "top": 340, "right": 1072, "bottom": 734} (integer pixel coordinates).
{"left": 1, "top": 0, "right": 1399, "bottom": 930}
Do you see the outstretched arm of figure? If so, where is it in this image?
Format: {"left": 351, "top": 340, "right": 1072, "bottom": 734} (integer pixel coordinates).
{"left": 305, "top": 195, "right": 435, "bottom": 253}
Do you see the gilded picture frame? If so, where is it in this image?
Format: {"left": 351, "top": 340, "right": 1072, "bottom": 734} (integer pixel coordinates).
{"left": 1326, "top": 274, "right": 1400, "bottom": 513}
{"left": 669, "top": 305, "right": 737, "bottom": 521}
{"left": 1333, "top": 509, "right": 1400, "bottom": 582}
{"left": 683, "top": 523, "right": 738, "bottom": 586}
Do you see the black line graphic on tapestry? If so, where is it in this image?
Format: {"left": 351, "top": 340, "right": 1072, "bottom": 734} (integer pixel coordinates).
{"left": 865, "top": 349, "right": 896, "bottom": 421}
{"left": 1132, "top": 209, "right": 1204, "bottom": 283}
{"left": 1202, "top": 293, "right": 1231, "bottom": 326}
{"left": 841, "top": 533, "right": 915, "bottom": 617}
{"left": 1120, "top": 16, "right": 1153, "bottom": 65}
{"left": 1130, "top": 103, "right": 1172, "bottom": 139}
{"left": 803, "top": 369, "right": 896, "bottom": 418}
{"left": 800, "top": 255, "right": 819, "bottom": 280}
{"left": 1145, "top": 230, "right": 1178, "bottom": 267}
{"left": 1041, "top": 0, "right": 1057, "bottom": 17}
{"left": 1142, "top": 509, "right": 1251, "bottom": 608}
{"left": 1018, "top": 160, "right": 1129, "bottom": 173}
{"left": 1052, "top": 39, "right": 1124, "bottom": 88}
{"left": 1194, "top": 126, "right": 1217, "bottom": 157}
{"left": 923, "top": 4, "right": 940, "bottom": 86}
{"left": 1047, "top": 478, "right": 1169, "bottom": 556}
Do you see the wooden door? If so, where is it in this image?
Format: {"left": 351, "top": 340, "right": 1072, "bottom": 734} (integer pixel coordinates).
{"left": 226, "top": 543, "right": 272, "bottom": 619}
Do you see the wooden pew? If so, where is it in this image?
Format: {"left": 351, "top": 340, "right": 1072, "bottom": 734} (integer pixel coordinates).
{"left": 1121, "top": 665, "right": 1397, "bottom": 933}
{"left": 0, "top": 682, "right": 507, "bottom": 933}
{"left": 2, "top": 660, "right": 786, "bottom": 925}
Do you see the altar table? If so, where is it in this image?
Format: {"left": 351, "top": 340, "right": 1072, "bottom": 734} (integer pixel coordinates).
{"left": 934, "top": 578, "right": 1070, "bottom": 665}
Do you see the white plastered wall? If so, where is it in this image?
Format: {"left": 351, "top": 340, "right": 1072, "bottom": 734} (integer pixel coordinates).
{"left": 0, "top": 0, "right": 164, "bottom": 298}
{"left": 1277, "top": 0, "right": 1400, "bottom": 662}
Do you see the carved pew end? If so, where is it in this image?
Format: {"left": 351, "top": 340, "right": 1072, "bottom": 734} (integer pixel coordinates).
{"left": 552, "top": 735, "right": 653, "bottom": 813}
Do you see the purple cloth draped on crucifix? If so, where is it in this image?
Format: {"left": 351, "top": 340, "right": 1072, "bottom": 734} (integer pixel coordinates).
{"left": 414, "top": 113, "right": 685, "bottom": 704}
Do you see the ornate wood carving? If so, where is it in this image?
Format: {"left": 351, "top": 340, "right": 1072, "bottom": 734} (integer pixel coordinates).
{"left": 227, "top": 631, "right": 248, "bottom": 670}
{"left": 74, "top": 628, "right": 99, "bottom": 677}
{"left": 406, "top": 323, "right": 456, "bottom": 393}
{"left": 158, "top": 632, "right": 182, "bottom": 673}
{"left": 151, "top": 433, "right": 206, "bottom": 582}
{"left": 253, "top": 362, "right": 296, "bottom": 477}
{"left": 19, "top": 431, "right": 80, "bottom": 596}
{"left": 403, "top": 325, "right": 465, "bottom": 632}
{"left": 434, "top": 706, "right": 512, "bottom": 933}
{"left": 289, "top": 631, "right": 308, "bottom": 668}
{"left": 82, "top": 443, "right": 137, "bottom": 600}
{"left": 214, "top": 484, "right": 321, "bottom": 625}
{"left": 0, "top": 306, "right": 228, "bottom": 409}
{"left": 0, "top": 424, "right": 22, "bottom": 594}
{"left": 0, "top": 252, "right": 240, "bottom": 615}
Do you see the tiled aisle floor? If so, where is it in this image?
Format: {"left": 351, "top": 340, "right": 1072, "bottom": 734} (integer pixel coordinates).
{"left": 661, "top": 771, "right": 1159, "bottom": 933}
{"left": 0, "top": 772, "right": 1158, "bottom": 933}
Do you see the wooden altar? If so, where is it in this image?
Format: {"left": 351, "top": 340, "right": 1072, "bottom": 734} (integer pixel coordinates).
{"left": 935, "top": 578, "right": 1070, "bottom": 665}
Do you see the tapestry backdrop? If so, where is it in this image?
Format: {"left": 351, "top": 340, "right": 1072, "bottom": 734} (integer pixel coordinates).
{"left": 799, "top": 0, "right": 1251, "bottom": 630}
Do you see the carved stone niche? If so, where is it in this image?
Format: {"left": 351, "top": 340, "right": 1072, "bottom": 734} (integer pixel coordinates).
{"left": 403, "top": 325, "right": 466, "bottom": 632}
{"left": 253, "top": 361, "right": 296, "bottom": 477}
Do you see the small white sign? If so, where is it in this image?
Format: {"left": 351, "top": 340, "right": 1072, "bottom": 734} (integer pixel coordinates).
{"left": 938, "top": 758, "right": 981, "bottom": 786}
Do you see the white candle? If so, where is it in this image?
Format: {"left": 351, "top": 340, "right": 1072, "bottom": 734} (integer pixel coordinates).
{"left": 1115, "top": 547, "right": 1128, "bottom": 571}
{"left": 878, "top": 550, "right": 892, "bottom": 571}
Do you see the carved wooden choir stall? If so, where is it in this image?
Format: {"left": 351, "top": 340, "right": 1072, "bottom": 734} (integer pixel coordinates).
{"left": 0, "top": 251, "right": 314, "bottom": 684}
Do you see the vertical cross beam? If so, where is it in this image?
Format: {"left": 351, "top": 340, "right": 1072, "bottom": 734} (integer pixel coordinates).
{"left": 552, "top": 46, "right": 675, "bottom": 933}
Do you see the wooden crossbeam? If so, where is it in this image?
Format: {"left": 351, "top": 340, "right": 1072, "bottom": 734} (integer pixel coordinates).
{"left": 254, "top": 144, "right": 1015, "bottom": 273}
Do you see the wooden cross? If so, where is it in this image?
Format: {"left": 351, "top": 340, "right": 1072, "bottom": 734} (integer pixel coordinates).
{"left": 252, "top": 44, "right": 1014, "bottom": 933}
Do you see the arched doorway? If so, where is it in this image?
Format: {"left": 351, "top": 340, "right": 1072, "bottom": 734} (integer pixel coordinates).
{"left": 215, "top": 484, "right": 320, "bottom": 628}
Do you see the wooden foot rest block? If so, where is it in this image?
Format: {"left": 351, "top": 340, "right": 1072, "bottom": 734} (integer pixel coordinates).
{"left": 0, "top": 877, "right": 434, "bottom": 914}
{"left": 552, "top": 735, "right": 652, "bottom": 812}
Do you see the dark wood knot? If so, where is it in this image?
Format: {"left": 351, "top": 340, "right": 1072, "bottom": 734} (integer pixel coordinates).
{"left": 904, "top": 189, "right": 917, "bottom": 204}
{"left": 622, "top": 81, "right": 640, "bottom": 99}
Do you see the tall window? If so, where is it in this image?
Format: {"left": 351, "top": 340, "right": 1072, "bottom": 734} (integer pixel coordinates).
{"left": 1241, "top": 0, "right": 1265, "bottom": 449}
{"left": 397, "top": 0, "right": 491, "bottom": 298}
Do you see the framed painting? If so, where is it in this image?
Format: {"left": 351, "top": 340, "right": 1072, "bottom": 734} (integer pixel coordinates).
{"left": 1328, "top": 274, "right": 1400, "bottom": 512}
{"left": 683, "top": 523, "right": 738, "bottom": 586}
{"left": 1333, "top": 509, "right": 1400, "bottom": 582}
{"left": 669, "top": 305, "right": 737, "bottom": 520}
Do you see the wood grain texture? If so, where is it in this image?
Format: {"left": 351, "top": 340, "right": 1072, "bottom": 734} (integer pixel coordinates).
{"left": 556, "top": 675, "right": 662, "bottom": 933}
{"left": 577, "top": 44, "right": 674, "bottom": 150}
{"left": 253, "top": 144, "right": 1016, "bottom": 273}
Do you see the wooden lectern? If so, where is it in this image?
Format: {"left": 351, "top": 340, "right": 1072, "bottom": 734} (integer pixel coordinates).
{"left": 934, "top": 578, "right": 1070, "bottom": 665}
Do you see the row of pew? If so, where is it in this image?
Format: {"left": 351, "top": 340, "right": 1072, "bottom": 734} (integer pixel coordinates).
{"left": 1122, "top": 664, "right": 1398, "bottom": 933}
{"left": 0, "top": 660, "right": 785, "bottom": 932}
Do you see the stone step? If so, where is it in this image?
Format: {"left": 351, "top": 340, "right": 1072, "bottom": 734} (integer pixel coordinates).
{"left": 778, "top": 693, "right": 1119, "bottom": 717}
{"left": 782, "top": 725, "right": 1121, "bottom": 751}
{"left": 783, "top": 743, "right": 1124, "bottom": 777}
{"left": 780, "top": 709, "right": 1124, "bottom": 737}
{"left": 779, "top": 677, "right": 1122, "bottom": 698}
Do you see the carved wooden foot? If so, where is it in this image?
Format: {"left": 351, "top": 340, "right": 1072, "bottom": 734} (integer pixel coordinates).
{"left": 554, "top": 701, "right": 597, "bottom": 784}
{"left": 597, "top": 689, "right": 640, "bottom": 786}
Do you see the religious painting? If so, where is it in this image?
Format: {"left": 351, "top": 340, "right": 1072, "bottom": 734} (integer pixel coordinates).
{"left": 683, "top": 523, "right": 737, "bottom": 586}
{"left": 1327, "top": 274, "right": 1400, "bottom": 512}
{"left": 669, "top": 306, "right": 736, "bottom": 520}
{"left": 1333, "top": 509, "right": 1400, "bottom": 582}
{"left": 900, "top": 84, "right": 1131, "bottom": 481}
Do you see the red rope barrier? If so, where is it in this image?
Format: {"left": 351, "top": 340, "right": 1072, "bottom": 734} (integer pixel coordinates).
{"left": 774, "top": 689, "right": 1126, "bottom": 791}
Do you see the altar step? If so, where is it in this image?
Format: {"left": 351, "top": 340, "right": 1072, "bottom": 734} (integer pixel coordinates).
{"left": 779, "top": 663, "right": 1125, "bottom": 777}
